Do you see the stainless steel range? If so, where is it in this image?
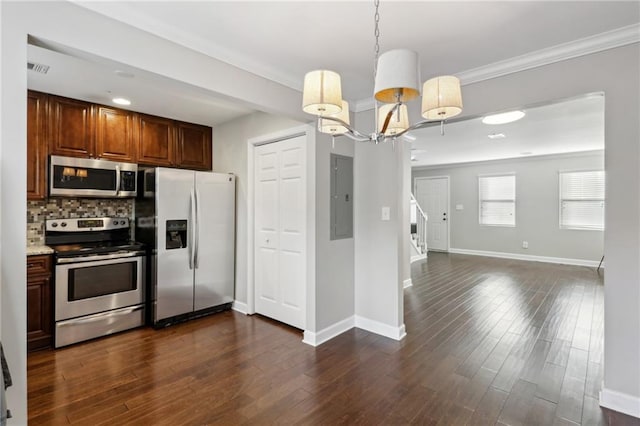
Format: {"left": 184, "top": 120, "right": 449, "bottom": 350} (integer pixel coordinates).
{"left": 45, "top": 217, "right": 145, "bottom": 348}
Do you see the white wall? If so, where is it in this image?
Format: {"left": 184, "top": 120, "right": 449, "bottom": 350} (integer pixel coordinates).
{"left": 212, "top": 111, "right": 304, "bottom": 305}
{"left": 450, "top": 44, "right": 640, "bottom": 414}
{"left": 412, "top": 151, "right": 605, "bottom": 262}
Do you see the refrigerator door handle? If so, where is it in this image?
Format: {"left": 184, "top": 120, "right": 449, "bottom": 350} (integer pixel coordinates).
{"left": 189, "top": 189, "right": 196, "bottom": 270}
{"left": 194, "top": 189, "right": 201, "bottom": 269}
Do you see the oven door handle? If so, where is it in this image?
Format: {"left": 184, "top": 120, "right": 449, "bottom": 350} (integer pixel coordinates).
{"left": 57, "top": 305, "right": 143, "bottom": 326}
{"left": 57, "top": 251, "right": 144, "bottom": 264}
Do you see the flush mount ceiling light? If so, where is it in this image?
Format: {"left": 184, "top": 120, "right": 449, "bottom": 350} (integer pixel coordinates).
{"left": 482, "top": 110, "right": 525, "bottom": 125}
{"left": 112, "top": 97, "right": 131, "bottom": 106}
{"left": 487, "top": 133, "right": 506, "bottom": 139}
{"left": 302, "top": 0, "right": 463, "bottom": 144}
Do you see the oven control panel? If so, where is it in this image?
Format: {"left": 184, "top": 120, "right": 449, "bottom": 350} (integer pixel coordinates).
{"left": 46, "top": 217, "right": 130, "bottom": 232}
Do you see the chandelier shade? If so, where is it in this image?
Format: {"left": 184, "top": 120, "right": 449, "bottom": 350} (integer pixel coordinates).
{"left": 320, "top": 100, "right": 351, "bottom": 135}
{"left": 378, "top": 104, "right": 409, "bottom": 136}
{"left": 302, "top": 70, "right": 343, "bottom": 115}
{"left": 421, "top": 75, "right": 463, "bottom": 120}
{"left": 374, "top": 49, "right": 421, "bottom": 103}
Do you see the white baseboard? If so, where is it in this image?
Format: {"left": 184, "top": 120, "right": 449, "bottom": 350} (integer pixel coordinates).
{"left": 302, "top": 316, "right": 355, "bottom": 347}
{"left": 403, "top": 278, "right": 413, "bottom": 289}
{"left": 448, "top": 247, "right": 603, "bottom": 268}
{"left": 232, "top": 300, "right": 248, "bottom": 314}
{"left": 355, "top": 315, "right": 407, "bottom": 341}
{"left": 600, "top": 388, "right": 640, "bottom": 418}
{"left": 411, "top": 253, "right": 427, "bottom": 263}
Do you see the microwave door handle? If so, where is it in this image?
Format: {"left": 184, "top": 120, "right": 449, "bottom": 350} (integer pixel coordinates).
{"left": 115, "top": 165, "right": 121, "bottom": 197}
{"left": 189, "top": 189, "right": 196, "bottom": 270}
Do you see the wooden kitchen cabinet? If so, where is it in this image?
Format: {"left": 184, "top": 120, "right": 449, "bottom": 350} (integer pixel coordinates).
{"left": 48, "top": 95, "right": 95, "bottom": 158}
{"left": 175, "top": 121, "right": 212, "bottom": 170}
{"left": 95, "top": 106, "right": 137, "bottom": 162}
{"left": 27, "top": 255, "right": 53, "bottom": 352}
{"left": 27, "top": 91, "right": 48, "bottom": 200}
{"left": 136, "top": 114, "right": 175, "bottom": 167}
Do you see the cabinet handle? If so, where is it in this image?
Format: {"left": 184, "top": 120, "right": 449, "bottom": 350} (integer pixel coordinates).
{"left": 27, "top": 263, "right": 34, "bottom": 268}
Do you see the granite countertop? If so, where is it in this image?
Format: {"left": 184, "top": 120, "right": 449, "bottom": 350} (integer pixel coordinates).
{"left": 26, "top": 245, "right": 54, "bottom": 256}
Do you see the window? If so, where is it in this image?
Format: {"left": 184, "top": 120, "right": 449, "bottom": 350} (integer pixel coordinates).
{"left": 559, "top": 170, "right": 604, "bottom": 230}
{"left": 479, "top": 174, "right": 516, "bottom": 226}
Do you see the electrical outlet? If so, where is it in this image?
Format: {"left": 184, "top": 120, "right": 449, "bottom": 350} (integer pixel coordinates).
{"left": 522, "top": 241, "right": 529, "bottom": 249}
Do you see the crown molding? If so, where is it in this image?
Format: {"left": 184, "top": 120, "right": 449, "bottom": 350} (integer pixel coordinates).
{"left": 354, "top": 24, "right": 640, "bottom": 112}
{"left": 458, "top": 23, "right": 640, "bottom": 85}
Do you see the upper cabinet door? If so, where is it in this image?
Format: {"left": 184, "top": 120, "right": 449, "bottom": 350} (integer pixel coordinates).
{"left": 136, "top": 114, "right": 175, "bottom": 167}
{"left": 175, "top": 122, "right": 212, "bottom": 171}
{"left": 48, "top": 95, "right": 95, "bottom": 158}
{"left": 95, "top": 106, "right": 136, "bottom": 162}
{"left": 27, "top": 91, "right": 48, "bottom": 200}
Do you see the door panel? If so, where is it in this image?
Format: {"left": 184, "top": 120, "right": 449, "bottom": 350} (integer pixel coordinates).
{"left": 254, "top": 136, "right": 306, "bottom": 329}
{"left": 156, "top": 168, "right": 194, "bottom": 321}
{"left": 416, "top": 177, "right": 449, "bottom": 251}
{"left": 193, "top": 172, "right": 235, "bottom": 311}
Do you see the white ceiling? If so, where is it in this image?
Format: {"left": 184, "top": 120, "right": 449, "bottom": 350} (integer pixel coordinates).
{"left": 76, "top": 1, "right": 640, "bottom": 104}
{"left": 409, "top": 94, "right": 605, "bottom": 167}
{"left": 27, "top": 1, "right": 636, "bottom": 151}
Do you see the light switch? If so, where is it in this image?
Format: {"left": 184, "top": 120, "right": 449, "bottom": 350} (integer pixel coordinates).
{"left": 456, "top": 204, "right": 464, "bottom": 211}
{"left": 381, "top": 206, "right": 390, "bottom": 221}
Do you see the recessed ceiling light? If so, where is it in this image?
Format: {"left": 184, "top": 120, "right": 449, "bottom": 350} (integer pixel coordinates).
{"left": 411, "top": 155, "right": 417, "bottom": 161}
{"left": 112, "top": 97, "right": 131, "bottom": 106}
{"left": 482, "top": 110, "right": 525, "bottom": 125}
{"left": 488, "top": 133, "right": 506, "bottom": 139}
{"left": 520, "top": 151, "right": 533, "bottom": 155}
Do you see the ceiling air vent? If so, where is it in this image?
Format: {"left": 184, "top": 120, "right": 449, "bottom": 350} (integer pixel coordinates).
{"left": 27, "top": 62, "right": 50, "bottom": 74}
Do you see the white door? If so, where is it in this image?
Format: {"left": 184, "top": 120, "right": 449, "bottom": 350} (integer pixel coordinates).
{"left": 415, "top": 177, "right": 449, "bottom": 251}
{"left": 254, "top": 136, "right": 306, "bottom": 329}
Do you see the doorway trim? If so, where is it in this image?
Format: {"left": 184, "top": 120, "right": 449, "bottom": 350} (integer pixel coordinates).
{"left": 246, "top": 124, "right": 316, "bottom": 331}
{"left": 413, "top": 175, "right": 451, "bottom": 252}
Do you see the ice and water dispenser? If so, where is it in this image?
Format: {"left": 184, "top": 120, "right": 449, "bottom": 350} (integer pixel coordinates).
{"left": 166, "top": 220, "right": 188, "bottom": 249}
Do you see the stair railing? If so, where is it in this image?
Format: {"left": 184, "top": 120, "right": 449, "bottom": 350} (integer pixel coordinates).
{"left": 410, "top": 193, "right": 428, "bottom": 253}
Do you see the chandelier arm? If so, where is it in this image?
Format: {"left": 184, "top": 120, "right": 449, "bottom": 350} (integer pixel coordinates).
{"left": 394, "top": 119, "right": 442, "bottom": 138}
{"left": 379, "top": 103, "right": 400, "bottom": 135}
{"left": 318, "top": 116, "right": 370, "bottom": 140}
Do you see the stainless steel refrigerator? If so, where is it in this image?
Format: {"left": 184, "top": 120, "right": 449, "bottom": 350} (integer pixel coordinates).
{"left": 135, "top": 168, "right": 235, "bottom": 327}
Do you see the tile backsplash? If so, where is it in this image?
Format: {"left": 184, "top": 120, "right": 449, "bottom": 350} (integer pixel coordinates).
{"left": 27, "top": 198, "right": 133, "bottom": 246}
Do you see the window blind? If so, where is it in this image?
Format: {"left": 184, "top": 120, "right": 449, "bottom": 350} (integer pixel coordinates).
{"left": 560, "top": 170, "right": 604, "bottom": 230}
{"left": 479, "top": 175, "right": 515, "bottom": 226}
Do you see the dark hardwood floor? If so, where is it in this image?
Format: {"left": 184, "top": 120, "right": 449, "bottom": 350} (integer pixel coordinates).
{"left": 28, "top": 252, "right": 639, "bottom": 425}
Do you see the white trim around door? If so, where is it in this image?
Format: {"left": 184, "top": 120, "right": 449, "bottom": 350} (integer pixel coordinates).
{"left": 247, "top": 124, "right": 316, "bottom": 333}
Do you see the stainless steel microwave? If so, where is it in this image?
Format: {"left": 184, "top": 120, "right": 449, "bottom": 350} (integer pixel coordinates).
{"left": 49, "top": 156, "right": 137, "bottom": 198}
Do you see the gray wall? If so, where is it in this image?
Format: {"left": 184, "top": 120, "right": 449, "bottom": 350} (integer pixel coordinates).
{"left": 412, "top": 151, "right": 605, "bottom": 261}
{"left": 353, "top": 111, "right": 405, "bottom": 331}
{"left": 315, "top": 134, "right": 355, "bottom": 331}
{"left": 212, "top": 111, "right": 304, "bottom": 304}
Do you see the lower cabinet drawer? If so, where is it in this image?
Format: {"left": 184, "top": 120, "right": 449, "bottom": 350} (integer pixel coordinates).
{"left": 55, "top": 304, "right": 145, "bottom": 348}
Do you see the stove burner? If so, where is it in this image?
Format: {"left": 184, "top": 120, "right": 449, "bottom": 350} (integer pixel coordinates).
{"left": 51, "top": 241, "right": 145, "bottom": 258}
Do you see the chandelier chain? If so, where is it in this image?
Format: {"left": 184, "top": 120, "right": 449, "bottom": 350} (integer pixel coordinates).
{"left": 373, "top": 0, "right": 380, "bottom": 79}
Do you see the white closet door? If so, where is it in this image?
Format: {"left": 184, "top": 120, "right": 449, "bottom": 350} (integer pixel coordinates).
{"left": 254, "top": 135, "right": 306, "bottom": 329}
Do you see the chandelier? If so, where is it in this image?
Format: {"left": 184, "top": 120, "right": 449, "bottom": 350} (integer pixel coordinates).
{"left": 302, "top": 0, "right": 463, "bottom": 143}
